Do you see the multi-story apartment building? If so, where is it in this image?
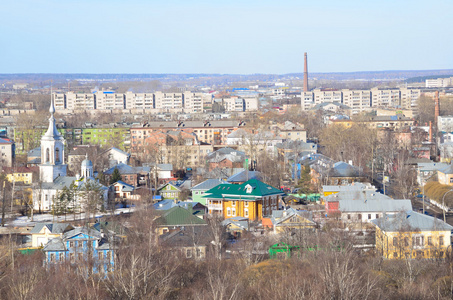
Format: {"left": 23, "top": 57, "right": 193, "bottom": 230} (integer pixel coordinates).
{"left": 52, "top": 91, "right": 211, "bottom": 114}
{"left": 438, "top": 116, "right": 453, "bottom": 132}
{"left": 371, "top": 88, "right": 401, "bottom": 108}
{"left": 426, "top": 77, "right": 453, "bottom": 88}
{"left": 341, "top": 90, "right": 371, "bottom": 114}
{"left": 221, "top": 96, "right": 259, "bottom": 112}
{"left": 400, "top": 88, "right": 422, "bottom": 110}
{"left": 301, "top": 88, "right": 423, "bottom": 112}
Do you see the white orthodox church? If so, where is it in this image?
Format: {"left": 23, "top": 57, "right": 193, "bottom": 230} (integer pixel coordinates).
{"left": 33, "top": 99, "right": 108, "bottom": 212}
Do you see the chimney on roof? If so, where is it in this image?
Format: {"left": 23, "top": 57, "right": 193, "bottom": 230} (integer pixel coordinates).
{"left": 429, "top": 121, "right": 433, "bottom": 143}
{"left": 303, "top": 52, "right": 309, "bottom": 92}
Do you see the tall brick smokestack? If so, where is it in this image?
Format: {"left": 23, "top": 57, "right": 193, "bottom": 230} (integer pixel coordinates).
{"left": 435, "top": 91, "right": 440, "bottom": 128}
{"left": 303, "top": 52, "right": 308, "bottom": 92}
{"left": 429, "top": 121, "right": 433, "bottom": 143}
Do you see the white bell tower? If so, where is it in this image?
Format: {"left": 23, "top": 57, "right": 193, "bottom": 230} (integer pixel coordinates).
{"left": 39, "top": 95, "right": 67, "bottom": 183}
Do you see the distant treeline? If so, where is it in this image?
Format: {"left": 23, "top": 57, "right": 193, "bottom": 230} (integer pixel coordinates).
{"left": 405, "top": 74, "right": 453, "bottom": 84}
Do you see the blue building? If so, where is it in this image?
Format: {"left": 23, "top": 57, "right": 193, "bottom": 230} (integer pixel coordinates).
{"left": 42, "top": 227, "right": 114, "bottom": 274}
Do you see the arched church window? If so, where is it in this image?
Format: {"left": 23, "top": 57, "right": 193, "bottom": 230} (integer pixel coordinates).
{"left": 46, "top": 148, "right": 50, "bottom": 163}
{"left": 55, "top": 148, "right": 60, "bottom": 163}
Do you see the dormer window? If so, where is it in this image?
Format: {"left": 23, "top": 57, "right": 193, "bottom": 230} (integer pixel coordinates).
{"left": 245, "top": 184, "right": 253, "bottom": 194}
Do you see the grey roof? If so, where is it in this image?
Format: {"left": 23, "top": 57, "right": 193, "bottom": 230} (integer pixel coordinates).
{"left": 110, "top": 147, "right": 130, "bottom": 157}
{"left": 40, "top": 176, "right": 78, "bottom": 190}
{"left": 324, "top": 190, "right": 393, "bottom": 202}
{"left": 276, "top": 140, "right": 317, "bottom": 151}
{"left": 30, "top": 223, "right": 72, "bottom": 234}
{"left": 104, "top": 163, "right": 150, "bottom": 175}
{"left": 417, "top": 162, "right": 449, "bottom": 172}
{"left": 322, "top": 183, "right": 376, "bottom": 193}
{"left": 328, "top": 161, "right": 361, "bottom": 177}
{"left": 28, "top": 147, "right": 41, "bottom": 158}
{"left": 206, "top": 147, "right": 246, "bottom": 163}
{"left": 337, "top": 199, "right": 412, "bottom": 213}
{"left": 372, "top": 211, "right": 453, "bottom": 232}
{"left": 42, "top": 237, "right": 67, "bottom": 252}
{"left": 157, "top": 163, "right": 173, "bottom": 171}
{"left": 221, "top": 216, "right": 250, "bottom": 231}
{"left": 438, "top": 164, "right": 453, "bottom": 175}
{"left": 270, "top": 208, "right": 315, "bottom": 226}
{"left": 154, "top": 199, "right": 177, "bottom": 210}
{"left": 63, "top": 227, "right": 103, "bottom": 240}
{"left": 191, "top": 179, "right": 230, "bottom": 191}
{"left": 227, "top": 170, "right": 261, "bottom": 183}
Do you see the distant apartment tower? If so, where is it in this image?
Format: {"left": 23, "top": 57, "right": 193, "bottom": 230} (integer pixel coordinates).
{"left": 426, "top": 77, "right": 453, "bottom": 88}
{"left": 301, "top": 88, "right": 423, "bottom": 113}
{"left": 52, "top": 91, "right": 211, "bottom": 114}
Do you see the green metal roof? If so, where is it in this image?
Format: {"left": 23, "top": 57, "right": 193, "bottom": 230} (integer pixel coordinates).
{"left": 155, "top": 206, "right": 207, "bottom": 226}
{"left": 203, "top": 179, "right": 284, "bottom": 200}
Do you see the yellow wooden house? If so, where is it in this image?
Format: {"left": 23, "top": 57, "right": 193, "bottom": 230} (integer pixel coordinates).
{"left": 372, "top": 211, "right": 453, "bottom": 259}
{"left": 203, "top": 179, "right": 285, "bottom": 221}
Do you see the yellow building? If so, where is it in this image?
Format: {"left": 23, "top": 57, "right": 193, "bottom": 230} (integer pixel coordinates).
{"left": 4, "top": 167, "right": 37, "bottom": 185}
{"left": 204, "top": 179, "right": 285, "bottom": 221}
{"left": 372, "top": 211, "right": 453, "bottom": 259}
{"left": 437, "top": 165, "right": 453, "bottom": 185}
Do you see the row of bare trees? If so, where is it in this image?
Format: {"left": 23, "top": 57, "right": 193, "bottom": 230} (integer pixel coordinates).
{"left": 2, "top": 209, "right": 453, "bottom": 299}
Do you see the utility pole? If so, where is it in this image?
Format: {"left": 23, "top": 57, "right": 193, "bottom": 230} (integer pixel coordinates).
{"left": 1, "top": 181, "right": 6, "bottom": 227}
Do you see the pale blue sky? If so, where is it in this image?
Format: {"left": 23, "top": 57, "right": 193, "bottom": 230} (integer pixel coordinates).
{"left": 1, "top": 0, "right": 452, "bottom": 74}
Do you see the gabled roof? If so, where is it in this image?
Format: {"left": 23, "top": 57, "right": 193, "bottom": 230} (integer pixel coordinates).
{"left": 104, "top": 163, "right": 150, "bottom": 175}
{"left": 42, "top": 237, "right": 67, "bottom": 251}
{"left": 30, "top": 223, "right": 73, "bottom": 234}
{"left": 0, "top": 137, "right": 14, "bottom": 144}
{"left": 112, "top": 180, "right": 135, "bottom": 192}
{"left": 155, "top": 206, "right": 207, "bottom": 226}
{"left": 110, "top": 147, "right": 130, "bottom": 157}
{"left": 270, "top": 208, "right": 315, "bottom": 226}
{"left": 204, "top": 179, "right": 284, "bottom": 200}
{"left": 221, "top": 217, "right": 250, "bottom": 231}
{"left": 328, "top": 161, "right": 361, "bottom": 177}
{"left": 192, "top": 179, "right": 230, "bottom": 191}
{"left": 62, "top": 227, "right": 103, "bottom": 240}
{"left": 372, "top": 211, "right": 453, "bottom": 232}
{"left": 227, "top": 170, "right": 261, "bottom": 183}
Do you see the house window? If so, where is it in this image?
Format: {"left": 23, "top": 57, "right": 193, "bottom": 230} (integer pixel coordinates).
{"left": 244, "top": 209, "right": 249, "bottom": 217}
{"left": 393, "top": 237, "right": 398, "bottom": 247}
{"left": 196, "top": 248, "right": 202, "bottom": 258}
{"left": 428, "top": 236, "right": 433, "bottom": 246}
{"left": 107, "top": 251, "right": 112, "bottom": 261}
{"left": 99, "top": 252, "right": 104, "bottom": 260}
{"left": 70, "top": 253, "right": 75, "bottom": 263}
{"left": 78, "top": 253, "right": 83, "bottom": 261}
{"left": 227, "top": 208, "right": 231, "bottom": 216}
{"left": 69, "top": 241, "right": 74, "bottom": 248}
{"left": 357, "top": 214, "right": 362, "bottom": 220}
{"left": 439, "top": 236, "right": 444, "bottom": 246}
{"left": 232, "top": 208, "right": 236, "bottom": 216}
{"left": 404, "top": 237, "right": 409, "bottom": 247}
{"left": 413, "top": 235, "right": 424, "bottom": 247}
{"left": 59, "top": 253, "right": 64, "bottom": 261}
{"left": 245, "top": 202, "right": 249, "bottom": 207}
{"left": 347, "top": 214, "right": 351, "bottom": 220}
{"left": 186, "top": 249, "right": 192, "bottom": 258}
{"left": 50, "top": 253, "right": 56, "bottom": 262}
{"left": 368, "top": 214, "right": 372, "bottom": 220}
{"left": 376, "top": 214, "right": 379, "bottom": 219}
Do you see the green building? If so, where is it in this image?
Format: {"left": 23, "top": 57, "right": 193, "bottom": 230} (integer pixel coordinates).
{"left": 269, "top": 242, "right": 300, "bottom": 259}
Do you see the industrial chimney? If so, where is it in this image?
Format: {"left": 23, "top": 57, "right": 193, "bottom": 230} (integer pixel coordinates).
{"left": 303, "top": 52, "right": 308, "bottom": 92}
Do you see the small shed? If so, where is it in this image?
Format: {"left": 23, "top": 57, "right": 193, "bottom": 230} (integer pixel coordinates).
{"left": 269, "top": 242, "right": 300, "bottom": 259}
